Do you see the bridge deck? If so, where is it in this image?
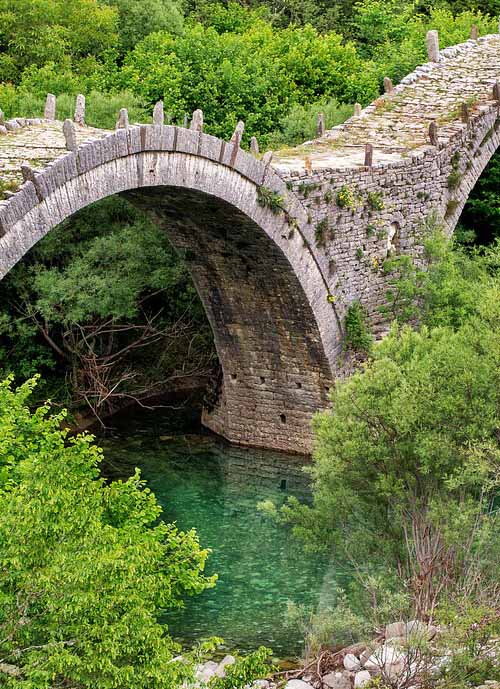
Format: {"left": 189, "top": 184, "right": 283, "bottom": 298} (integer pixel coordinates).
{"left": 273, "top": 34, "right": 500, "bottom": 173}
{"left": 1, "top": 33, "right": 500, "bottom": 191}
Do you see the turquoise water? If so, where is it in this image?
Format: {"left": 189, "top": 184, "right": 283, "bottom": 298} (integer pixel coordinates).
{"left": 99, "top": 409, "right": 339, "bottom": 656}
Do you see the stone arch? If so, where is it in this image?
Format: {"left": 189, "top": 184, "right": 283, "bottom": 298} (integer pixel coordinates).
{"left": 440, "top": 101, "right": 500, "bottom": 235}
{"left": 0, "top": 125, "right": 340, "bottom": 452}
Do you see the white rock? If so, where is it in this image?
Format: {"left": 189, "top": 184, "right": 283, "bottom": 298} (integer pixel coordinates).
{"left": 364, "top": 644, "right": 406, "bottom": 677}
{"left": 251, "top": 681, "right": 270, "bottom": 688}
{"left": 215, "top": 655, "right": 236, "bottom": 677}
{"left": 285, "top": 681, "right": 314, "bottom": 689}
{"left": 354, "top": 670, "right": 372, "bottom": 688}
{"left": 322, "top": 671, "right": 350, "bottom": 689}
{"left": 406, "top": 619, "right": 437, "bottom": 639}
{"left": 195, "top": 660, "right": 218, "bottom": 682}
{"left": 343, "top": 653, "right": 361, "bottom": 671}
{"left": 385, "top": 621, "right": 406, "bottom": 639}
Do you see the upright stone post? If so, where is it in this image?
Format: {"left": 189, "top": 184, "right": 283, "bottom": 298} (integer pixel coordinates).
{"left": 460, "top": 102, "right": 469, "bottom": 124}
{"left": 304, "top": 156, "right": 312, "bottom": 173}
{"left": 190, "top": 109, "right": 204, "bottom": 132}
{"left": 316, "top": 112, "right": 325, "bottom": 137}
{"left": 63, "top": 119, "right": 78, "bottom": 152}
{"left": 183, "top": 114, "right": 188, "bottom": 128}
{"left": 250, "top": 136, "right": 259, "bottom": 156}
{"left": 429, "top": 121, "right": 439, "bottom": 146}
{"left": 20, "top": 164, "right": 36, "bottom": 184}
{"left": 116, "top": 108, "right": 129, "bottom": 129}
{"left": 153, "top": 101, "right": 164, "bottom": 126}
{"left": 470, "top": 24, "right": 479, "bottom": 40}
{"left": 426, "top": 30, "right": 440, "bottom": 62}
{"left": 44, "top": 93, "right": 56, "bottom": 120}
{"left": 383, "top": 77, "right": 394, "bottom": 94}
{"left": 74, "top": 94, "right": 85, "bottom": 125}
{"left": 354, "top": 103, "right": 362, "bottom": 117}
{"left": 230, "top": 121, "right": 245, "bottom": 147}
{"left": 0, "top": 110, "right": 4, "bottom": 126}
{"left": 262, "top": 150, "right": 273, "bottom": 166}
{"left": 493, "top": 81, "right": 500, "bottom": 102}
{"left": 364, "top": 143, "right": 373, "bottom": 167}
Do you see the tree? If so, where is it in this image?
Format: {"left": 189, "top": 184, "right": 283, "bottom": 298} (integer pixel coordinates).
{"left": 0, "top": 0, "right": 118, "bottom": 82}
{"left": 104, "top": 0, "right": 184, "bottom": 53}
{"left": 283, "top": 240, "right": 500, "bottom": 619}
{"left": 0, "top": 197, "right": 215, "bottom": 422}
{"left": 119, "top": 21, "right": 378, "bottom": 142}
{"left": 0, "top": 376, "right": 216, "bottom": 688}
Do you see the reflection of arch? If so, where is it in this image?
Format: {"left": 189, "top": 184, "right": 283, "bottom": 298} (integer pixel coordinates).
{"left": 0, "top": 126, "right": 337, "bottom": 453}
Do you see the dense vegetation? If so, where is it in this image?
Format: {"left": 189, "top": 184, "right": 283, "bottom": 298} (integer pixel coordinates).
{"left": 1, "top": 0, "right": 500, "bottom": 686}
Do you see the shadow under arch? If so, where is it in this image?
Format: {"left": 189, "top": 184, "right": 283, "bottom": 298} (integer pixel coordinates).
{"left": 0, "top": 129, "right": 339, "bottom": 452}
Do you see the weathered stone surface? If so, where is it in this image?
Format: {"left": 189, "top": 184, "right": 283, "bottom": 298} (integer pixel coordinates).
{"left": 322, "top": 671, "right": 350, "bottom": 689}
{"left": 343, "top": 653, "right": 361, "bottom": 671}
{"left": 284, "top": 681, "right": 314, "bottom": 689}
{"left": 190, "top": 108, "right": 204, "bottom": 132}
{"left": 153, "top": 100, "right": 164, "bottom": 126}
{"left": 116, "top": 108, "right": 129, "bottom": 129}
{"left": 1, "top": 32, "right": 500, "bottom": 452}
{"left": 44, "top": 93, "right": 56, "bottom": 120}
{"left": 74, "top": 94, "right": 85, "bottom": 125}
{"left": 63, "top": 119, "right": 78, "bottom": 152}
{"left": 385, "top": 621, "right": 406, "bottom": 639}
{"left": 426, "top": 29, "right": 440, "bottom": 61}
{"left": 215, "top": 655, "right": 236, "bottom": 677}
{"left": 354, "top": 670, "right": 371, "bottom": 688}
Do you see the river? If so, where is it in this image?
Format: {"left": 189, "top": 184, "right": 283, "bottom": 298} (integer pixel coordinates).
{"left": 98, "top": 406, "right": 342, "bottom": 657}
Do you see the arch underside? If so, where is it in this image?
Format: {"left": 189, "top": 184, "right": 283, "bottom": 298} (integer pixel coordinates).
{"left": 128, "top": 187, "right": 332, "bottom": 453}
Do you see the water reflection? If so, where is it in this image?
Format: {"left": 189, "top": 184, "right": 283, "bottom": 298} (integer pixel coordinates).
{"left": 99, "top": 409, "right": 342, "bottom": 655}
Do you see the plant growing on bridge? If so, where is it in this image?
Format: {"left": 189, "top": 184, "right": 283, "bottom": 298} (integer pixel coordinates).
{"left": 367, "top": 191, "right": 384, "bottom": 210}
{"left": 336, "top": 184, "right": 356, "bottom": 209}
{"left": 256, "top": 185, "right": 284, "bottom": 214}
{"left": 344, "top": 300, "right": 373, "bottom": 352}
{"left": 315, "top": 217, "right": 330, "bottom": 246}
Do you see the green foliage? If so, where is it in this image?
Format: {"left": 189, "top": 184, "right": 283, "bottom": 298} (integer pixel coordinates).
{"left": 209, "top": 647, "right": 273, "bottom": 688}
{"left": 0, "top": 82, "right": 147, "bottom": 128}
{"left": 267, "top": 97, "right": 353, "bottom": 148}
{"left": 315, "top": 218, "right": 329, "bottom": 246}
{"left": 367, "top": 191, "right": 384, "bottom": 210}
{"left": 103, "top": 0, "right": 184, "bottom": 53}
{"left": 0, "top": 197, "right": 214, "bottom": 417}
{"left": 434, "top": 602, "right": 500, "bottom": 688}
{"left": 460, "top": 151, "right": 500, "bottom": 245}
{"left": 0, "top": 376, "right": 216, "bottom": 688}
{"left": 336, "top": 184, "right": 356, "bottom": 209}
{"left": 119, "top": 22, "right": 377, "bottom": 141}
{"left": 0, "top": 0, "right": 118, "bottom": 82}
{"left": 256, "top": 186, "right": 284, "bottom": 214}
{"left": 344, "top": 300, "right": 373, "bottom": 352}
{"left": 283, "top": 241, "right": 500, "bottom": 617}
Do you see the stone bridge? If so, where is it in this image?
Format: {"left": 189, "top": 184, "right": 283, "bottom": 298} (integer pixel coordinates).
{"left": 0, "top": 28, "right": 499, "bottom": 453}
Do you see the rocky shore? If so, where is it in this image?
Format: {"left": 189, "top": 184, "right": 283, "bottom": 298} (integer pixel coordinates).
{"left": 192, "top": 618, "right": 499, "bottom": 689}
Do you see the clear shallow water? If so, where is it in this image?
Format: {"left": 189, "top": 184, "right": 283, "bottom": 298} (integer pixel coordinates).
{"left": 99, "top": 408, "right": 341, "bottom": 656}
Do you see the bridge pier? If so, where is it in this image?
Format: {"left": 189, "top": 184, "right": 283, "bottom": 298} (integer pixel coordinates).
{"left": 129, "top": 186, "right": 333, "bottom": 454}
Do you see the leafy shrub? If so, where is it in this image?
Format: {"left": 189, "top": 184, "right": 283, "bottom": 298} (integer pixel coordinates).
{"left": 344, "top": 301, "right": 373, "bottom": 352}
{"left": 0, "top": 376, "right": 215, "bottom": 688}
